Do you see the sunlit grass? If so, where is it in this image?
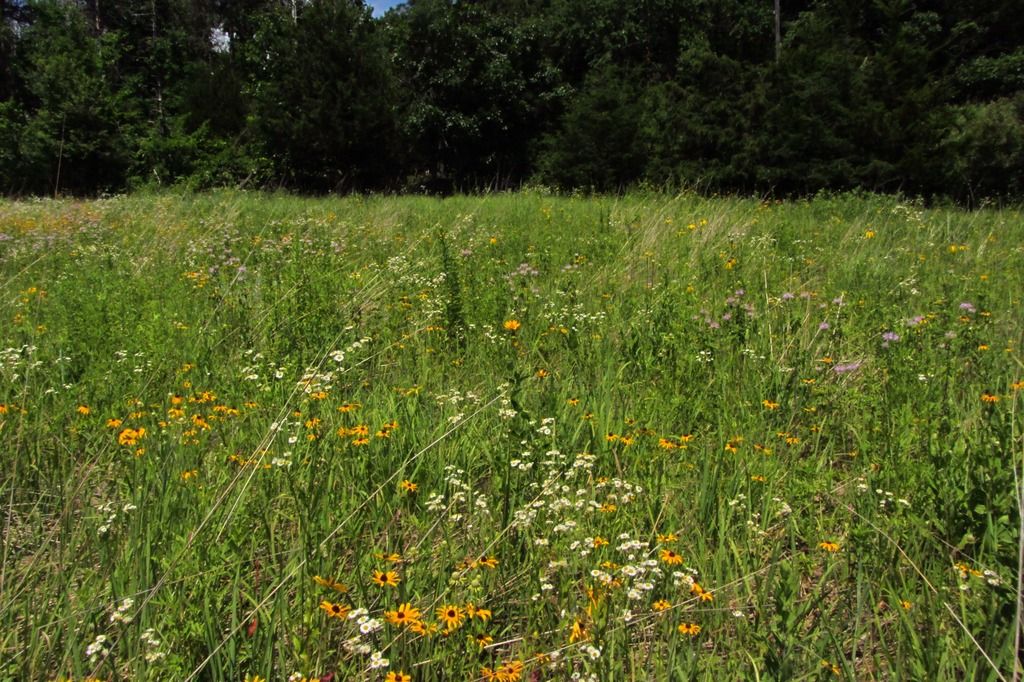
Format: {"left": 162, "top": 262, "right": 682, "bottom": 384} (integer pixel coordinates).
{"left": 0, "top": 190, "right": 1021, "bottom": 681}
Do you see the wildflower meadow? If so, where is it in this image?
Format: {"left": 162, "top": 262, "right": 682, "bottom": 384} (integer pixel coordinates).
{"left": 1, "top": 191, "right": 1021, "bottom": 681}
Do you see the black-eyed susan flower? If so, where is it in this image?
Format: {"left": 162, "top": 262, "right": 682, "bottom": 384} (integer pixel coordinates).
{"left": 690, "top": 582, "right": 713, "bottom": 601}
{"left": 819, "top": 541, "right": 841, "bottom": 553}
{"left": 678, "top": 622, "right": 701, "bottom": 636}
{"left": 470, "top": 632, "right": 493, "bottom": 649}
{"left": 313, "top": 575, "right": 348, "bottom": 593}
{"left": 372, "top": 570, "right": 400, "bottom": 588}
{"left": 319, "top": 600, "right": 350, "bottom": 620}
{"left": 436, "top": 604, "right": 465, "bottom": 632}
{"left": 384, "top": 602, "right": 421, "bottom": 627}
{"left": 659, "top": 549, "right": 684, "bottom": 565}
{"left": 474, "top": 555, "right": 499, "bottom": 569}
{"left": 465, "top": 602, "right": 491, "bottom": 622}
{"left": 400, "top": 480, "right": 418, "bottom": 493}
{"left": 385, "top": 672, "right": 411, "bottom": 682}
{"left": 117, "top": 427, "right": 146, "bottom": 446}
{"left": 652, "top": 599, "right": 671, "bottom": 612}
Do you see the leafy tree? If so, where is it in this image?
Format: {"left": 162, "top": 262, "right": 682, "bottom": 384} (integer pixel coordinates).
{"left": 247, "top": 0, "right": 401, "bottom": 191}
{"left": 385, "top": 0, "right": 560, "bottom": 189}
{"left": 7, "top": 1, "right": 138, "bottom": 194}
{"left": 536, "top": 63, "right": 646, "bottom": 192}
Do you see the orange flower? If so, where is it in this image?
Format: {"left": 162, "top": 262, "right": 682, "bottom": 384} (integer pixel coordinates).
{"left": 319, "top": 600, "right": 350, "bottom": 619}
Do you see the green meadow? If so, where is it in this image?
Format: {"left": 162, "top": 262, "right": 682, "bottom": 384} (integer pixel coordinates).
{"left": 0, "top": 191, "right": 1021, "bottom": 681}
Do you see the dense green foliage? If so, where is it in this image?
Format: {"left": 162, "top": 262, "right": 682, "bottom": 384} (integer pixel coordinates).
{"left": 1, "top": 191, "right": 1022, "bottom": 680}
{"left": 1, "top": 0, "right": 1023, "bottom": 200}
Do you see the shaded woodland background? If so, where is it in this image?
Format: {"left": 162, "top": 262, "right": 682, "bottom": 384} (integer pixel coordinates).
{"left": 1, "top": 0, "right": 1022, "bottom": 201}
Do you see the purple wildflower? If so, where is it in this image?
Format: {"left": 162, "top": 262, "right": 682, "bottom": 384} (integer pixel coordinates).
{"left": 818, "top": 321, "right": 830, "bottom": 331}
{"left": 959, "top": 302, "right": 976, "bottom": 313}
{"left": 833, "top": 360, "right": 863, "bottom": 374}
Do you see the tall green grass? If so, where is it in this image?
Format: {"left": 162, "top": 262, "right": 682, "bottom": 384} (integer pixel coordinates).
{"left": 0, "top": 190, "right": 1020, "bottom": 681}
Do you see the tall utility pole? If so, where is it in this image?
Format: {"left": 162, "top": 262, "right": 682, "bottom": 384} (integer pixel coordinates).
{"left": 774, "top": 0, "right": 781, "bottom": 60}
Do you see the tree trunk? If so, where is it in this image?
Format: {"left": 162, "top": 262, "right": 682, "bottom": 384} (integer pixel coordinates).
{"left": 774, "top": 0, "right": 781, "bottom": 60}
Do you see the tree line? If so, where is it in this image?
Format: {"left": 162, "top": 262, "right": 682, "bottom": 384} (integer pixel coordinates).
{"left": 1, "top": 0, "right": 1022, "bottom": 201}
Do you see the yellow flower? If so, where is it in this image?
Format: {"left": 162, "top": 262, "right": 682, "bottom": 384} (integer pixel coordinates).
{"left": 762, "top": 399, "right": 779, "bottom": 410}
{"left": 821, "top": 660, "right": 841, "bottom": 676}
{"left": 117, "top": 427, "right": 146, "bottom": 446}
{"left": 385, "top": 602, "right": 421, "bottom": 627}
{"left": 385, "top": 673, "right": 412, "bottom": 682}
{"left": 657, "top": 532, "right": 678, "bottom": 543}
{"left": 474, "top": 555, "right": 499, "bottom": 569}
{"left": 864, "top": 230, "right": 876, "bottom": 239}
{"left": 466, "top": 603, "right": 492, "bottom": 622}
{"left": 981, "top": 392, "right": 1000, "bottom": 403}
{"left": 470, "top": 633, "right": 493, "bottom": 649}
{"left": 567, "top": 397, "right": 580, "bottom": 406}
{"left": 659, "top": 549, "right": 684, "bottom": 565}
{"left": 569, "top": 619, "right": 587, "bottom": 643}
{"left": 313, "top": 575, "right": 348, "bottom": 593}
{"left": 690, "top": 582, "right": 713, "bottom": 601}
{"left": 436, "top": 604, "right": 465, "bottom": 632}
{"left": 819, "top": 541, "right": 841, "bottom": 553}
{"left": 372, "top": 570, "right": 400, "bottom": 588}
{"left": 319, "top": 600, "right": 350, "bottom": 620}
{"left": 503, "top": 319, "right": 521, "bottom": 332}
{"left": 400, "top": 480, "right": 418, "bottom": 493}
{"left": 77, "top": 405, "right": 91, "bottom": 415}
{"left": 495, "top": 660, "right": 524, "bottom": 681}
{"left": 652, "top": 599, "right": 671, "bottom": 612}
{"left": 592, "top": 536, "right": 609, "bottom": 549}
{"left": 677, "top": 622, "right": 701, "bottom": 636}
